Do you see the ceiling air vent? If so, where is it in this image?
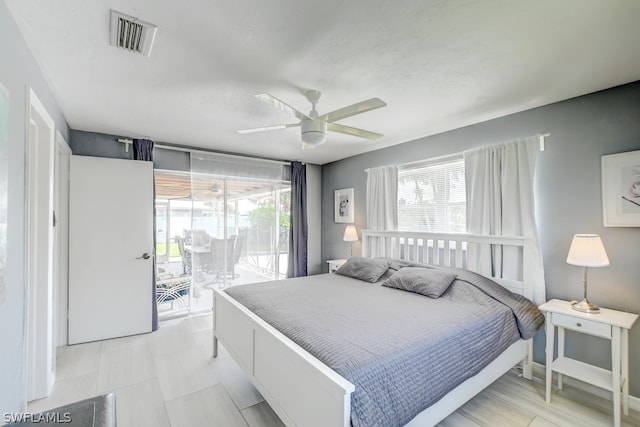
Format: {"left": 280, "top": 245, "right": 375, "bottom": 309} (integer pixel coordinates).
{"left": 109, "top": 10, "right": 157, "bottom": 57}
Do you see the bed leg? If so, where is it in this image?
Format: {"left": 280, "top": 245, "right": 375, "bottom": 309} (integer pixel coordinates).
{"left": 522, "top": 339, "right": 533, "bottom": 380}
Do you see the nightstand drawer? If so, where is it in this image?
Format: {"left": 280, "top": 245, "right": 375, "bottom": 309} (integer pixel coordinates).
{"left": 327, "top": 259, "right": 348, "bottom": 273}
{"left": 553, "top": 313, "right": 611, "bottom": 338}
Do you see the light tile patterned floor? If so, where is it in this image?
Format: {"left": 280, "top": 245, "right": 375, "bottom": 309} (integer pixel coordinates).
{"left": 27, "top": 314, "right": 640, "bottom": 427}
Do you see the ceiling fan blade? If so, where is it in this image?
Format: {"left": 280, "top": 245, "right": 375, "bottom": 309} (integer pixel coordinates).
{"left": 237, "top": 123, "right": 300, "bottom": 134}
{"left": 328, "top": 123, "right": 383, "bottom": 140}
{"left": 254, "top": 93, "right": 309, "bottom": 121}
{"left": 320, "top": 97, "right": 386, "bottom": 123}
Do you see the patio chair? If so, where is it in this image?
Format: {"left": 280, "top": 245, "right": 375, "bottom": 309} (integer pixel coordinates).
{"left": 230, "top": 233, "right": 245, "bottom": 278}
{"left": 207, "top": 236, "right": 237, "bottom": 284}
{"left": 175, "top": 235, "right": 192, "bottom": 275}
{"left": 156, "top": 275, "right": 191, "bottom": 310}
{"left": 192, "top": 229, "right": 211, "bottom": 246}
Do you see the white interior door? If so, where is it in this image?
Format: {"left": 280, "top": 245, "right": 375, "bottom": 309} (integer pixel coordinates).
{"left": 69, "top": 155, "right": 154, "bottom": 344}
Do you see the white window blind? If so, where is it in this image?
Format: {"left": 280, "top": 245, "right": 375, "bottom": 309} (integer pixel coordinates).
{"left": 398, "top": 157, "right": 466, "bottom": 233}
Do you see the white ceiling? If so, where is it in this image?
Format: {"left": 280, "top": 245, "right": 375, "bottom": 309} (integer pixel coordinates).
{"left": 6, "top": 1, "right": 640, "bottom": 165}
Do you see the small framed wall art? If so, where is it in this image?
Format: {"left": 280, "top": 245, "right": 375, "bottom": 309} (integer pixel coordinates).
{"left": 602, "top": 149, "right": 640, "bottom": 227}
{"left": 334, "top": 188, "right": 354, "bottom": 223}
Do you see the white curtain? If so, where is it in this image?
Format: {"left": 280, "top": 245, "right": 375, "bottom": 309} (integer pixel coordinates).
{"left": 464, "top": 137, "right": 546, "bottom": 304}
{"left": 366, "top": 165, "right": 398, "bottom": 257}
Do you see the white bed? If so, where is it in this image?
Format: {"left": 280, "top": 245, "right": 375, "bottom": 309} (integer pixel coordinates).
{"left": 212, "top": 230, "right": 538, "bottom": 427}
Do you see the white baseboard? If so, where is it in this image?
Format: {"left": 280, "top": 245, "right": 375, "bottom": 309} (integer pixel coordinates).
{"left": 532, "top": 362, "right": 640, "bottom": 412}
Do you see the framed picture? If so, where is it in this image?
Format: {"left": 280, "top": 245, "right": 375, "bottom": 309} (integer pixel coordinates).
{"left": 602, "top": 149, "right": 640, "bottom": 227}
{"left": 334, "top": 188, "right": 354, "bottom": 223}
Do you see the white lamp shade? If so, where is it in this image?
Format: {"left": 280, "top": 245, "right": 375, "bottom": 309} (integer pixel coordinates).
{"left": 566, "top": 234, "right": 610, "bottom": 267}
{"left": 343, "top": 225, "right": 358, "bottom": 242}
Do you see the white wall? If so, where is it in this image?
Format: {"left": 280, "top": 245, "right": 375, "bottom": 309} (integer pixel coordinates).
{"left": 0, "top": 3, "right": 69, "bottom": 413}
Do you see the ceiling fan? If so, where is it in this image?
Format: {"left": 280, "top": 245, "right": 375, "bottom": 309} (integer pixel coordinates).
{"left": 238, "top": 90, "right": 386, "bottom": 148}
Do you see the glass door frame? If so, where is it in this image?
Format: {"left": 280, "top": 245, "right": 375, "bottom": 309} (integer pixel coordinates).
{"left": 155, "top": 199, "right": 169, "bottom": 264}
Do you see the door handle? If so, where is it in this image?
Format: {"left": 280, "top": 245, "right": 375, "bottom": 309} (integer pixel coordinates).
{"left": 136, "top": 252, "right": 152, "bottom": 260}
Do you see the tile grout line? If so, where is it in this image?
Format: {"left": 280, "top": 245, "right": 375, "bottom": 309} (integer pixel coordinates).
{"left": 94, "top": 341, "right": 103, "bottom": 397}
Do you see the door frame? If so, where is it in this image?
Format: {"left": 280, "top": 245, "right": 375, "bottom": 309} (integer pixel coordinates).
{"left": 54, "top": 131, "right": 71, "bottom": 347}
{"left": 155, "top": 199, "right": 169, "bottom": 264}
{"left": 24, "top": 87, "right": 56, "bottom": 401}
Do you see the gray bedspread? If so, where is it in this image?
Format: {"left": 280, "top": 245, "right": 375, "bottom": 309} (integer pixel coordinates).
{"left": 224, "top": 262, "right": 544, "bottom": 427}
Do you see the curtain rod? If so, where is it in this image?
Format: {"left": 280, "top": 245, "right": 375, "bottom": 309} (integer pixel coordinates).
{"left": 364, "top": 152, "right": 461, "bottom": 173}
{"left": 155, "top": 143, "right": 290, "bottom": 166}
{"left": 115, "top": 137, "right": 290, "bottom": 166}
{"left": 394, "top": 152, "right": 463, "bottom": 171}
{"left": 116, "top": 138, "right": 133, "bottom": 153}
{"left": 364, "top": 132, "right": 551, "bottom": 172}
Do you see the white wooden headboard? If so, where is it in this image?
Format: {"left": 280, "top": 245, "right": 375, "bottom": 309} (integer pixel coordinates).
{"left": 361, "top": 230, "right": 535, "bottom": 301}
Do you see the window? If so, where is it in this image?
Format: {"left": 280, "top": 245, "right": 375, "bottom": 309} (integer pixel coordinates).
{"left": 398, "top": 157, "right": 466, "bottom": 233}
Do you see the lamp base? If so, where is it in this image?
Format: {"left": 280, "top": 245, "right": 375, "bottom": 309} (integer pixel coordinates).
{"left": 571, "top": 299, "right": 600, "bottom": 313}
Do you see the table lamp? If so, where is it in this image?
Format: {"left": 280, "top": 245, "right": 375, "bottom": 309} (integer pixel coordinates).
{"left": 566, "top": 234, "right": 609, "bottom": 313}
{"left": 343, "top": 225, "right": 358, "bottom": 257}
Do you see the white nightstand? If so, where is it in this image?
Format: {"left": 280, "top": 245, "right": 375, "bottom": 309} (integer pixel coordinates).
{"left": 539, "top": 299, "right": 638, "bottom": 427}
{"left": 327, "top": 258, "right": 348, "bottom": 273}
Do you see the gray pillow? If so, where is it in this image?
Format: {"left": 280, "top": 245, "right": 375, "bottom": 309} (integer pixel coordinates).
{"left": 377, "top": 258, "right": 413, "bottom": 281}
{"left": 335, "top": 257, "right": 390, "bottom": 283}
{"left": 381, "top": 267, "right": 457, "bottom": 298}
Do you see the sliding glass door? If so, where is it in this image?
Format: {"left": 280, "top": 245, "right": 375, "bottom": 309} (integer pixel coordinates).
{"left": 154, "top": 171, "right": 195, "bottom": 319}
{"left": 154, "top": 158, "right": 290, "bottom": 319}
{"left": 230, "top": 180, "right": 290, "bottom": 282}
{"left": 189, "top": 174, "right": 290, "bottom": 313}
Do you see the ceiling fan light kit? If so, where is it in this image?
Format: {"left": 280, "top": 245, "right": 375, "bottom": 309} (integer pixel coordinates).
{"left": 301, "top": 117, "right": 327, "bottom": 145}
{"left": 238, "top": 89, "right": 386, "bottom": 148}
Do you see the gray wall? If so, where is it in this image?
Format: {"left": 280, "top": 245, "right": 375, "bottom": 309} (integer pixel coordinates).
{"left": 322, "top": 81, "right": 640, "bottom": 396}
{"left": 70, "top": 129, "right": 191, "bottom": 170}
{"left": 306, "top": 163, "right": 322, "bottom": 275}
{"left": 0, "top": 3, "right": 70, "bottom": 414}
